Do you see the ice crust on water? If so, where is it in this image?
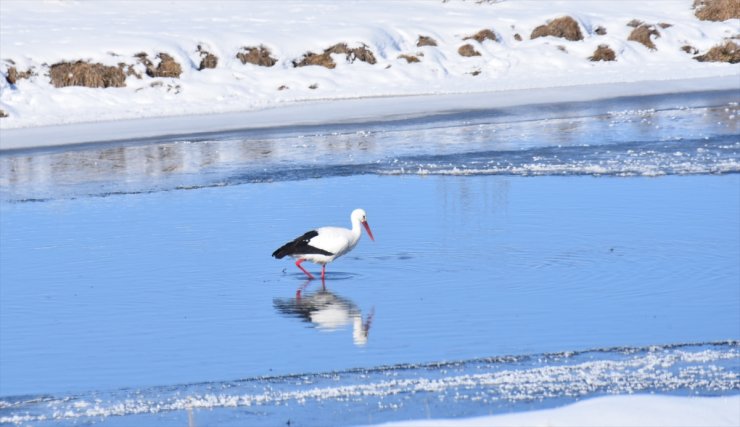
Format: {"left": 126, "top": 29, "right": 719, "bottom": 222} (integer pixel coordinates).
{"left": 1, "top": 342, "right": 737, "bottom": 425}
{"left": 1, "top": 103, "right": 738, "bottom": 202}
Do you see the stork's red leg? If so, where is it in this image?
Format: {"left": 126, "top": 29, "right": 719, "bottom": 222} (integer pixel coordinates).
{"left": 321, "top": 265, "right": 326, "bottom": 280}
{"left": 295, "top": 259, "right": 314, "bottom": 279}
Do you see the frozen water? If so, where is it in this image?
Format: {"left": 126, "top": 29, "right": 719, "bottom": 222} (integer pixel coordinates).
{"left": 1, "top": 91, "right": 738, "bottom": 202}
{"left": 1, "top": 343, "right": 737, "bottom": 426}
{"left": 0, "top": 92, "right": 738, "bottom": 426}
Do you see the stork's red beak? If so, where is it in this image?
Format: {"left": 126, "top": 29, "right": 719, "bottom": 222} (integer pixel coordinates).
{"left": 362, "top": 220, "right": 375, "bottom": 241}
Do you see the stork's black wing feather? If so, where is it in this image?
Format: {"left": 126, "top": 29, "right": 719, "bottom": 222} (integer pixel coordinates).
{"left": 272, "top": 230, "right": 334, "bottom": 259}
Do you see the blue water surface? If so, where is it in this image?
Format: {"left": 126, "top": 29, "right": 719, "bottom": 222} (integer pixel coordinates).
{"left": 1, "top": 173, "right": 739, "bottom": 397}
{"left": 0, "top": 92, "right": 738, "bottom": 426}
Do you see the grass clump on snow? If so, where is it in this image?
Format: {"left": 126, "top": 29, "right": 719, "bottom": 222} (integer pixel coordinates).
{"left": 197, "top": 45, "right": 218, "bottom": 70}
{"left": 5, "top": 65, "right": 34, "bottom": 85}
{"left": 628, "top": 24, "right": 660, "bottom": 50}
{"left": 694, "top": 40, "right": 740, "bottom": 63}
{"left": 49, "top": 61, "right": 127, "bottom": 88}
{"left": 293, "top": 50, "right": 336, "bottom": 68}
{"left": 464, "top": 29, "right": 497, "bottom": 43}
{"left": 326, "top": 43, "right": 377, "bottom": 64}
{"left": 293, "top": 43, "right": 376, "bottom": 69}
{"left": 398, "top": 54, "right": 421, "bottom": 63}
{"left": 589, "top": 44, "right": 616, "bottom": 61}
{"left": 458, "top": 44, "right": 481, "bottom": 57}
{"left": 531, "top": 16, "right": 584, "bottom": 41}
{"left": 136, "top": 53, "right": 182, "bottom": 78}
{"left": 236, "top": 46, "right": 277, "bottom": 67}
{"left": 416, "top": 35, "right": 438, "bottom": 47}
{"left": 693, "top": 0, "right": 740, "bottom": 21}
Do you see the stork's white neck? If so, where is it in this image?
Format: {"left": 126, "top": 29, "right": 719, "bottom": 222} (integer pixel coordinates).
{"left": 349, "top": 216, "right": 362, "bottom": 246}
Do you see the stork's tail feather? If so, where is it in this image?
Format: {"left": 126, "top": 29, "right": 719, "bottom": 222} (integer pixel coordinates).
{"left": 272, "top": 243, "right": 293, "bottom": 259}
{"left": 272, "top": 230, "right": 334, "bottom": 259}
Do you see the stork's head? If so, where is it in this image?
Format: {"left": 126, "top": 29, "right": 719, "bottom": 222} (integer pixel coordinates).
{"left": 352, "top": 208, "right": 374, "bottom": 241}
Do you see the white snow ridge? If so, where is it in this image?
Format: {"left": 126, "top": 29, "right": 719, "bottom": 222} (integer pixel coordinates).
{"left": 1, "top": 0, "right": 738, "bottom": 136}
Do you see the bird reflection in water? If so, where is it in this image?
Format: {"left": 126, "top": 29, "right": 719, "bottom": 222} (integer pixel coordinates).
{"left": 273, "top": 280, "right": 374, "bottom": 346}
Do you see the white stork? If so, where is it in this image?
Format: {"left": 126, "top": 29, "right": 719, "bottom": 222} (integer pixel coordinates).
{"left": 272, "top": 208, "right": 375, "bottom": 280}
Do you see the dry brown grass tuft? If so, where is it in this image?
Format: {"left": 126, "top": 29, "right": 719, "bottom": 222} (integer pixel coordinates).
{"left": 694, "top": 0, "right": 740, "bottom": 21}
{"left": 627, "top": 19, "right": 644, "bottom": 28}
{"left": 458, "top": 44, "right": 481, "bottom": 57}
{"left": 134, "top": 52, "right": 149, "bottom": 63}
{"left": 628, "top": 24, "right": 660, "bottom": 50}
{"left": 417, "top": 35, "right": 438, "bottom": 47}
{"left": 694, "top": 40, "right": 740, "bottom": 63}
{"left": 464, "top": 29, "right": 497, "bottom": 43}
{"left": 117, "top": 63, "right": 141, "bottom": 79}
{"left": 347, "top": 44, "right": 377, "bottom": 64}
{"left": 49, "top": 61, "right": 127, "bottom": 88}
{"left": 682, "top": 45, "right": 699, "bottom": 54}
{"left": 594, "top": 26, "right": 607, "bottom": 35}
{"left": 197, "top": 45, "right": 218, "bottom": 70}
{"left": 152, "top": 53, "right": 182, "bottom": 78}
{"left": 293, "top": 43, "right": 376, "bottom": 68}
{"left": 323, "top": 43, "right": 377, "bottom": 63}
{"left": 531, "top": 16, "right": 584, "bottom": 41}
{"left": 589, "top": 44, "right": 616, "bottom": 61}
{"left": 236, "top": 46, "right": 277, "bottom": 67}
{"left": 0, "top": 109, "right": 8, "bottom": 118}
{"left": 324, "top": 43, "right": 352, "bottom": 55}
{"left": 398, "top": 54, "right": 421, "bottom": 63}
{"left": 293, "top": 51, "right": 336, "bottom": 68}
{"left": 199, "top": 54, "right": 218, "bottom": 70}
{"left": 658, "top": 22, "right": 673, "bottom": 29}
{"left": 5, "top": 66, "right": 34, "bottom": 85}
{"left": 514, "top": 33, "right": 522, "bottom": 41}
{"left": 136, "top": 53, "right": 183, "bottom": 78}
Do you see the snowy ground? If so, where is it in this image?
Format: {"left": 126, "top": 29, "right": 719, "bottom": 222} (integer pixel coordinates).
{"left": 1, "top": 0, "right": 738, "bottom": 138}
{"left": 376, "top": 395, "right": 740, "bottom": 427}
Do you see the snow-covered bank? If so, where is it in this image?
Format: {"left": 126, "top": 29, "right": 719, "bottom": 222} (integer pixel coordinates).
{"left": 1, "top": 1, "right": 738, "bottom": 135}
{"left": 374, "top": 395, "right": 740, "bottom": 427}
